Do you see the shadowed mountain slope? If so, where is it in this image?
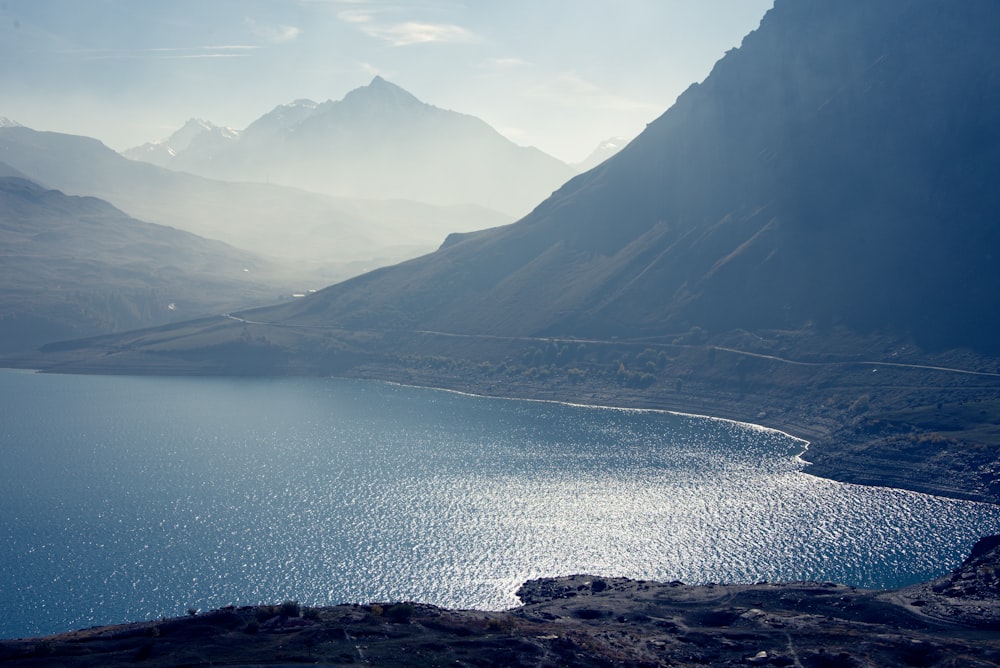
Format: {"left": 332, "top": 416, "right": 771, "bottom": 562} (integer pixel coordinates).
{"left": 245, "top": 0, "right": 1000, "bottom": 354}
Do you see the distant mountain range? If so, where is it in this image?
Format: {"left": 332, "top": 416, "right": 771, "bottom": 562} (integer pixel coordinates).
{"left": 125, "top": 77, "right": 577, "bottom": 218}
{"left": 0, "top": 125, "right": 510, "bottom": 276}
{"left": 0, "top": 176, "right": 292, "bottom": 353}
{"left": 126, "top": 118, "right": 240, "bottom": 166}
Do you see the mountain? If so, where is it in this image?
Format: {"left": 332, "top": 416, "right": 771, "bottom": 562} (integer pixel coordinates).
{"left": 14, "top": 0, "right": 1000, "bottom": 503}
{"left": 573, "top": 137, "right": 629, "bottom": 172}
{"left": 243, "top": 0, "right": 1000, "bottom": 352}
{"left": 242, "top": 98, "right": 320, "bottom": 139}
{"left": 0, "top": 125, "right": 511, "bottom": 275}
{"left": 124, "top": 77, "right": 576, "bottom": 217}
{"left": 0, "top": 177, "right": 293, "bottom": 353}
{"left": 124, "top": 118, "right": 239, "bottom": 166}
{"left": 0, "top": 160, "right": 30, "bottom": 179}
{"left": 21, "top": 0, "right": 1000, "bottom": 354}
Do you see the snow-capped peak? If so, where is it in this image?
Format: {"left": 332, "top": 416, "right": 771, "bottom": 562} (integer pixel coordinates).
{"left": 122, "top": 117, "right": 239, "bottom": 165}
{"left": 167, "top": 118, "right": 223, "bottom": 152}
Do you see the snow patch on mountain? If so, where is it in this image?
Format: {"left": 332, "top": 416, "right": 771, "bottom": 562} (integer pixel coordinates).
{"left": 123, "top": 119, "right": 240, "bottom": 166}
{"left": 573, "top": 136, "right": 630, "bottom": 172}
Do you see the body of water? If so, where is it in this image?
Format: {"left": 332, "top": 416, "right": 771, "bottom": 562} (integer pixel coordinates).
{"left": 2, "top": 368, "right": 998, "bottom": 638}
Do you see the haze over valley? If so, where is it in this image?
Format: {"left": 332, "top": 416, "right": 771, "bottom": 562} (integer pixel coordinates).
{"left": 0, "top": 0, "right": 772, "bottom": 351}
{"left": 0, "top": 71, "right": 632, "bottom": 354}
{"left": 0, "top": 175, "right": 298, "bottom": 353}
{"left": 0, "top": 76, "right": 579, "bottom": 352}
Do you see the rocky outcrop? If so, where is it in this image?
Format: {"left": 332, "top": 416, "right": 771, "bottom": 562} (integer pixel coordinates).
{"left": 892, "top": 534, "right": 1000, "bottom": 629}
{"left": 3, "top": 536, "right": 998, "bottom": 667}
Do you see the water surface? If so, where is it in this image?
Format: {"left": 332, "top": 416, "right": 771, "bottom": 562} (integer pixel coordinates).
{"left": 1, "top": 369, "right": 998, "bottom": 638}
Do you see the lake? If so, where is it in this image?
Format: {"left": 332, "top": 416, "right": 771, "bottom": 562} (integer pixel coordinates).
{"left": 2, "top": 368, "right": 998, "bottom": 638}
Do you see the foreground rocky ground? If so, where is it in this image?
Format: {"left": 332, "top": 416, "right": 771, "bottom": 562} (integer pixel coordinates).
{"left": 3, "top": 536, "right": 998, "bottom": 667}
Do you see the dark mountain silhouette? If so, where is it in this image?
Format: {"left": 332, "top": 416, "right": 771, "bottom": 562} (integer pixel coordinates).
{"left": 0, "top": 177, "right": 295, "bottom": 353}
{"left": 0, "top": 125, "right": 510, "bottom": 276}
{"left": 124, "top": 77, "right": 576, "bottom": 217}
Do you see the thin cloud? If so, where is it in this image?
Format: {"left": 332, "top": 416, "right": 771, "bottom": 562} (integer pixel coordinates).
{"left": 337, "top": 8, "right": 377, "bottom": 25}
{"left": 336, "top": 7, "right": 478, "bottom": 46}
{"left": 61, "top": 46, "right": 259, "bottom": 60}
{"left": 156, "top": 53, "right": 253, "bottom": 60}
{"left": 380, "top": 21, "right": 477, "bottom": 46}
{"left": 527, "top": 71, "right": 662, "bottom": 113}
{"left": 246, "top": 19, "right": 302, "bottom": 44}
{"left": 473, "top": 57, "right": 532, "bottom": 82}
{"left": 357, "top": 60, "right": 387, "bottom": 77}
{"left": 479, "top": 57, "right": 529, "bottom": 69}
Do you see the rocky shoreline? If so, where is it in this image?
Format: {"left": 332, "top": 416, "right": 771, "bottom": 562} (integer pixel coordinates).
{"left": 342, "top": 348, "right": 1000, "bottom": 506}
{"left": 3, "top": 536, "right": 998, "bottom": 667}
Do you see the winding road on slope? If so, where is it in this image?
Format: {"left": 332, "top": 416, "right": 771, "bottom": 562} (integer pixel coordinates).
{"left": 223, "top": 314, "right": 1000, "bottom": 379}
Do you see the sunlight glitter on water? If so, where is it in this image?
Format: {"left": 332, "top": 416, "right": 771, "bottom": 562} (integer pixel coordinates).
{"left": 1, "top": 371, "right": 998, "bottom": 638}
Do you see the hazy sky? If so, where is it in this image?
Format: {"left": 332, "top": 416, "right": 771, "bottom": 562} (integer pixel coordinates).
{"left": 0, "top": 0, "right": 772, "bottom": 163}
